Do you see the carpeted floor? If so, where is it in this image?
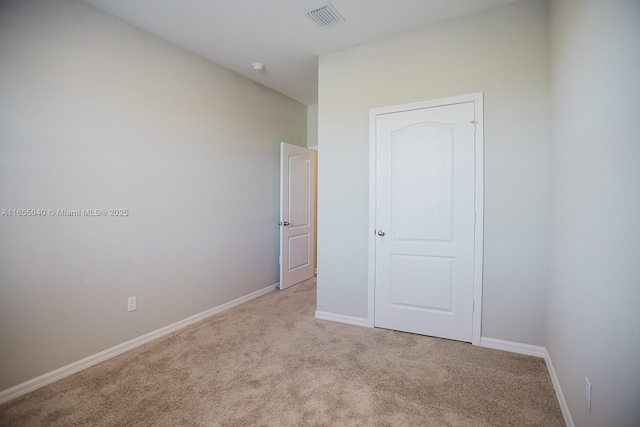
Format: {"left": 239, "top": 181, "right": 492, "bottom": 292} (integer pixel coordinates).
{"left": 0, "top": 278, "right": 564, "bottom": 426}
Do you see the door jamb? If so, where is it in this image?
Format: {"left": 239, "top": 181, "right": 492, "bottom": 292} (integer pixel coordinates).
{"left": 366, "top": 93, "right": 484, "bottom": 345}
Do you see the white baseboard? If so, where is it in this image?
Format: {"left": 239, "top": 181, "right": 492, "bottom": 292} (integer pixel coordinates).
{"left": 315, "top": 311, "right": 369, "bottom": 327}
{"left": 479, "top": 337, "right": 546, "bottom": 358}
{"left": 544, "top": 349, "right": 575, "bottom": 427}
{"left": 0, "top": 283, "right": 277, "bottom": 405}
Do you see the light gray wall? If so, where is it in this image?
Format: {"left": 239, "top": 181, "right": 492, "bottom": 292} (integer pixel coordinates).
{"left": 317, "top": 0, "right": 551, "bottom": 345}
{"left": 0, "top": 0, "right": 306, "bottom": 391}
{"left": 548, "top": 0, "right": 640, "bottom": 425}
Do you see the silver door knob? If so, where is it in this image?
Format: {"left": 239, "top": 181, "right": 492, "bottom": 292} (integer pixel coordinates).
{"left": 377, "top": 229, "right": 385, "bottom": 236}
{"left": 278, "top": 221, "right": 290, "bottom": 226}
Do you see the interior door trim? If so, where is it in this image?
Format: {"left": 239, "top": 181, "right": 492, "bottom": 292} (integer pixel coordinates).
{"left": 367, "top": 93, "right": 484, "bottom": 346}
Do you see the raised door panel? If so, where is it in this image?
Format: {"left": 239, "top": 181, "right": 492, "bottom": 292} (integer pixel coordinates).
{"left": 392, "top": 124, "right": 453, "bottom": 242}
{"left": 288, "top": 155, "right": 311, "bottom": 228}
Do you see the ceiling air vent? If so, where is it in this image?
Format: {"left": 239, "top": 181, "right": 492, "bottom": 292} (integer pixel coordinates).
{"left": 306, "top": 3, "right": 345, "bottom": 29}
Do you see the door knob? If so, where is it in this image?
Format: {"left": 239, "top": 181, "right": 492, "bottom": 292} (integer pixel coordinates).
{"left": 377, "top": 229, "right": 385, "bottom": 236}
{"left": 278, "top": 221, "right": 290, "bottom": 226}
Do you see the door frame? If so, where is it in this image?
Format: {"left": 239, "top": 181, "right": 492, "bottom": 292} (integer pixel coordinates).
{"left": 367, "top": 93, "right": 484, "bottom": 345}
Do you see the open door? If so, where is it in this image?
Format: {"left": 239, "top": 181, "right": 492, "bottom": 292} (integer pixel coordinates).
{"left": 370, "top": 94, "right": 483, "bottom": 344}
{"left": 279, "top": 142, "right": 316, "bottom": 290}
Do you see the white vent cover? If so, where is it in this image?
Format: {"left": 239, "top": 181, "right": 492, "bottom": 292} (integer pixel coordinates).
{"left": 306, "top": 3, "right": 345, "bottom": 29}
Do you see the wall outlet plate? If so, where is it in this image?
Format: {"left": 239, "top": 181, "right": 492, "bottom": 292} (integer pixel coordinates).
{"left": 127, "top": 296, "right": 136, "bottom": 312}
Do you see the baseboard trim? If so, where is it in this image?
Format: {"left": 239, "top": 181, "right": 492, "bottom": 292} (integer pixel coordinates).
{"left": 544, "top": 349, "right": 575, "bottom": 427}
{"left": 0, "top": 283, "right": 277, "bottom": 404}
{"left": 315, "top": 311, "right": 369, "bottom": 327}
{"left": 480, "top": 337, "right": 546, "bottom": 358}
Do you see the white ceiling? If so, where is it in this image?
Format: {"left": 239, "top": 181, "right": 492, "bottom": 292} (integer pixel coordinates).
{"left": 84, "top": 0, "right": 519, "bottom": 105}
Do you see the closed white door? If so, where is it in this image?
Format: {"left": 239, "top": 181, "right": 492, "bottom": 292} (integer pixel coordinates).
{"left": 374, "top": 101, "right": 477, "bottom": 342}
{"left": 279, "top": 142, "right": 315, "bottom": 290}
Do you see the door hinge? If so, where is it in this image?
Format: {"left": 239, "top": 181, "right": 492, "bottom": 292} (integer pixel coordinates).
{"left": 471, "top": 120, "right": 477, "bottom": 134}
{"left": 474, "top": 211, "right": 477, "bottom": 223}
{"left": 473, "top": 300, "right": 475, "bottom": 312}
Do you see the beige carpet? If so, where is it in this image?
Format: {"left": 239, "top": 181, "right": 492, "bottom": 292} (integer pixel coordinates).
{"left": 0, "top": 278, "right": 563, "bottom": 426}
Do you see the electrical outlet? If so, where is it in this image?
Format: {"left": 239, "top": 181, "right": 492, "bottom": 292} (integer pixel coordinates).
{"left": 127, "top": 296, "right": 136, "bottom": 312}
{"left": 585, "top": 377, "right": 592, "bottom": 412}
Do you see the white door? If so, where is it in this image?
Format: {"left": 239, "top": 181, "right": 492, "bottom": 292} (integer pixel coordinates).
{"left": 279, "top": 142, "right": 315, "bottom": 290}
{"left": 374, "top": 101, "right": 477, "bottom": 342}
